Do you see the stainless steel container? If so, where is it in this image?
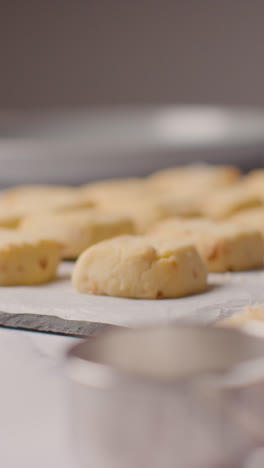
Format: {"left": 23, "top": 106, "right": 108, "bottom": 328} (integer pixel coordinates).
{"left": 66, "top": 326, "right": 264, "bottom": 468}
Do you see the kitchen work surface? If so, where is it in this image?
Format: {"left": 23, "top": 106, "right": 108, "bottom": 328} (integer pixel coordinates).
{"left": 0, "top": 262, "right": 263, "bottom": 331}
{"left": 0, "top": 326, "right": 264, "bottom": 468}
{"left": 0, "top": 328, "right": 77, "bottom": 468}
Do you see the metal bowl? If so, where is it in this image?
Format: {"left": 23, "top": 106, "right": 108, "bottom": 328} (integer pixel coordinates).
{"left": 1, "top": 106, "right": 264, "bottom": 185}
{"left": 66, "top": 325, "right": 264, "bottom": 468}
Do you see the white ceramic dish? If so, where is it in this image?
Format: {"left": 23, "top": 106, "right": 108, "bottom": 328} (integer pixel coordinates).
{"left": 1, "top": 106, "right": 264, "bottom": 185}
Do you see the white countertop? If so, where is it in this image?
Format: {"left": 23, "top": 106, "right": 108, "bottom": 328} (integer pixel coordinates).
{"left": 0, "top": 328, "right": 78, "bottom": 468}
{"left": 1, "top": 328, "right": 264, "bottom": 468}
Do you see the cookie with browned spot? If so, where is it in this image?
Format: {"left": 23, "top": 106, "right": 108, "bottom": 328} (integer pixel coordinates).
{"left": 20, "top": 209, "right": 134, "bottom": 259}
{"left": 148, "top": 218, "right": 264, "bottom": 272}
{"left": 72, "top": 235, "right": 207, "bottom": 299}
{"left": 0, "top": 229, "right": 61, "bottom": 285}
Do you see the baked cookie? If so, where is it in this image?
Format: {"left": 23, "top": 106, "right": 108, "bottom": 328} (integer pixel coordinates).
{"left": 72, "top": 235, "right": 207, "bottom": 299}
{"left": 81, "top": 178, "right": 146, "bottom": 199}
{"left": 81, "top": 175, "right": 201, "bottom": 229}
{"left": 231, "top": 207, "right": 264, "bottom": 235}
{"left": 1, "top": 184, "right": 74, "bottom": 203}
{"left": 218, "top": 306, "right": 264, "bottom": 328}
{"left": 0, "top": 206, "right": 22, "bottom": 228}
{"left": 20, "top": 209, "right": 134, "bottom": 259}
{"left": 201, "top": 182, "right": 263, "bottom": 219}
{"left": 244, "top": 170, "right": 264, "bottom": 188}
{"left": 0, "top": 230, "right": 61, "bottom": 285}
{"left": 0, "top": 185, "right": 94, "bottom": 214}
{"left": 80, "top": 178, "right": 166, "bottom": 233}
{"left": 148, "top": 218, "right": 264, "bottom": 272}
{"left": 156, "top": 192, "right": 202, "bottom": 218}
{"left": 147, "top": 165, "right": 241, "bottom": 196}
{"left": 100, "top": 200, "right": 167, "bottom": 234}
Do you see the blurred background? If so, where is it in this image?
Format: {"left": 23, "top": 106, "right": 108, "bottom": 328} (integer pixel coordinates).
{"left": 1, "top": 0, "right": 264, "bottom": 109}
{"left": 1, "top": 0, "right": 264, "bottom": 185}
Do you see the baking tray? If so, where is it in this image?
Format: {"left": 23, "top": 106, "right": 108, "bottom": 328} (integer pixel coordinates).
{"left": 0, "top": 262, "right": 263, "bottom": 332}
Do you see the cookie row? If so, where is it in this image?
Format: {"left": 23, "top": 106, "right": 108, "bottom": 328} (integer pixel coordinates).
{"left": 0, "top": 165, "right": 264, "bottom": 299}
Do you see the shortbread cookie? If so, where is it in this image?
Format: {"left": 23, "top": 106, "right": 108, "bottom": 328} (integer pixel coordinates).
{"left": 201, "top": 183, "right": 263, "bottom": 219}
{"left": 218, "top": 306, "right": 264, "bottom": 328}
{"left": 147, "top": 165, "right": 241, "bottom": 196}
{"left": 0, "top": 230, "right": 61, "bottom": 285}
{"left": 81, "top": 178, "right": 146, "bottom": 199}
{"left": 243, "top": 170, "right": 264, "bottom": 202}
{"left": 1, "top": 184, "right": 75, "bottom": 203}
{"left": 82, "top": 176, "right": 200, "bottom": 229}
{"left": 157, "top": 193, "right": 202, "bottom": 218}
{"left": 86, "top": 191, "right": 196, "bottom": 232}
{"left": 244, "top": 170, "right": 264, "bottom": 189}
{"left": 100, "top": 200, "right": 167, "bottom": 234}
{"left": 0, "top": 206, "right": 22, "bottom": 228}
{"left": 231, "top": 207, "right": 264, "bottom": 235}
{"left": 80, "top": 178, "right": 151, "bottom": 211}
{"left": 149, "top": 218, "right": 264, "bottom": 272}
{"left": 81, "top": 179, "right": 165, "bottom": 233}
{"left": 72, "top": 235, "right": 207, "bottom": 299}
{"left": 20, "top": 209, "right": 134, "bottom": 259}
{"left": 0, "top": 185, "right": 94, "bottom": 214}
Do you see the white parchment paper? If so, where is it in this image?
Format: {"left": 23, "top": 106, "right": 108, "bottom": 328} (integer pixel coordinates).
{"left": 0, "top": 262, "right": 263, "bottom": 327}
